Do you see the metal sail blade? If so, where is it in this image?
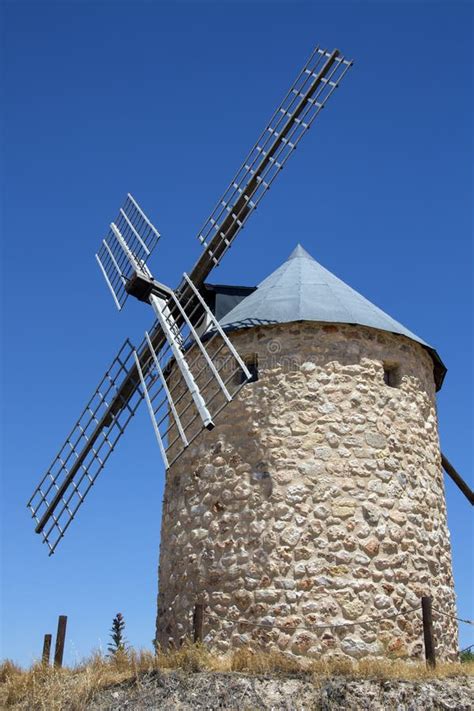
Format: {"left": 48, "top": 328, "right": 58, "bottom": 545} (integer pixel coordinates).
{"left": 184, "top": 46, "right": 352, "bottom": 292}
{"left": 27, "top": 339, "right": 146, "bottom": 554}
{"left": 150, "top": 293, "right": 215, "bottom": 431}
{"left": 95, "top": 194, "right": 161, "bottom": 310}
{"left": 134, "top": 349, "right": 170, "bottom": 470}
{"left": 137, "top": 274, "right": 252, "bottom": 470}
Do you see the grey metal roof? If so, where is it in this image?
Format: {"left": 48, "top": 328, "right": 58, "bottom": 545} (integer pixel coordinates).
{"left": 219, "top": 244, "right": 446, "bottom": 390}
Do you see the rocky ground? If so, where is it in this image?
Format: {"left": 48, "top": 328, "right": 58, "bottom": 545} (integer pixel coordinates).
{"left": 89, "top": 671, "right": 474, "bottom": 710}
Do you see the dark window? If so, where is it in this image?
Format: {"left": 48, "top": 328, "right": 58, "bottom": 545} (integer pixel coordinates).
{"left": 239, "top": 354, "right": 258, "bottom": 384}
{"left": 202, "top": 283, "right": 257, "bottom": 320}
{"left": 383, "top": 363, "right": 400, "bottom": 388}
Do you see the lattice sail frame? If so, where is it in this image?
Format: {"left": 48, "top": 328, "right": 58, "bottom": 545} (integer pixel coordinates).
{"left": 96, "top": 194, "right": 161, "bottom": 310}
{"left": 27, "top": 277, "right": 251, "bottom": 553}
{"left": 27, "top": 340, "right": 145, "bottom": 554}
{"left": 185, "top": 47, "right": 352, "bottom": 288}
{"left": 135, "top": 273, "right": 252, "bottom": 469}
{"left": 27, "top": 44, "right": 353, "bottom": 555}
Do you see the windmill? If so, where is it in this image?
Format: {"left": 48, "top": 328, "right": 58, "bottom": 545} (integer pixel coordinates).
{"left": 27, "top": 46, "right": 354, "bottom": 555}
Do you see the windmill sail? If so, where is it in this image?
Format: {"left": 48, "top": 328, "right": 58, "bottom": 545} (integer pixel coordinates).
{"left": 27, "top": 44, "right": 354, "bottom": 555}
{"left": 27, "top": 278, "right": 251, "bottom": 553}
{"left": 135, "top": 273, "right": 252, "bottom": 469}
{"left": 27, "top": 339, "right": 146, "bottom": 554}
{"left": 184, "top": 47, "right": 352, "bottom": 292}
{"left": 95, "top": 194, "right": 161, "bottom": 310}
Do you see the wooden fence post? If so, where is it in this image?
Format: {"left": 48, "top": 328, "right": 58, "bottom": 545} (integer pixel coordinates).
{"left": 421, "top": 596, "right": 436, "bottom": 669}
{"left": 193, "top": 604, "right": 203, "bottom": 644}
{"left": 42, "top": 634, "right": 52, "bottom": 666}
{"left": 54, "top": 615, "right": 68, "bottom": 668}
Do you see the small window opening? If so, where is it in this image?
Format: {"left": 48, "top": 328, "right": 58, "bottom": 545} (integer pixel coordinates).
{"left": 383, "top": 363, "right": 400, "bottom": 388}
{"left": 239, "top": 354, "right": 258, "bottom": 384}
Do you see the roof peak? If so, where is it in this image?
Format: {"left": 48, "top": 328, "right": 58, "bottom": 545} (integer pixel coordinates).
{"left": 287, "top": 243, "right": 315, "bottom": 261}
{"left": 218, "top": 244, "right": 446, "bottom": 390}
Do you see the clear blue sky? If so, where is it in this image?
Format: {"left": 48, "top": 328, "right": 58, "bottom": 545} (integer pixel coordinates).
{"left": 1, "top": 1, "right": 472, "bottom": 666}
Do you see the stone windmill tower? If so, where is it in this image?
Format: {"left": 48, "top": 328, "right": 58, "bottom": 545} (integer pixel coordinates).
{"left": 26, "top": 45, "right": 466, "bottom": 661}
{"left": 156, "top": 245, "right": 459, "bottom": 661}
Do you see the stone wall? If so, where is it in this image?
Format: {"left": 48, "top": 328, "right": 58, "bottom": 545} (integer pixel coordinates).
{"left": 156, "top": 322, "right": 458, "bottom": 660}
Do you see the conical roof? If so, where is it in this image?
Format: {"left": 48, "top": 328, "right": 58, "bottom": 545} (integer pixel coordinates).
{"left": 219, "top": 244, "right": 446, "bottom": 390}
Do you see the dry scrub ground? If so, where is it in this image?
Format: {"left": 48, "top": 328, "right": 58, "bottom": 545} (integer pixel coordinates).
{"left": 1, "top": 646, "right": 473, "bottom": 710}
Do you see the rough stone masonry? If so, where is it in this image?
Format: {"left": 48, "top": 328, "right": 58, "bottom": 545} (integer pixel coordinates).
{"left": 156, "top": 322, "right": 458, "bottom": 660}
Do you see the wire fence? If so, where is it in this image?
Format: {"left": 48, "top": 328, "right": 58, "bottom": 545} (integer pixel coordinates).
{"left": 189, "top": 597, "right": 473, "bottom": 668}
{"left": 202, "top": 604, "right": 473, "bottom": 634}
{"left": 431, "top": 607, "right": 474, "bottom": 626}
{"left": 205, "top": 604, "right": 421, "bottom": 633}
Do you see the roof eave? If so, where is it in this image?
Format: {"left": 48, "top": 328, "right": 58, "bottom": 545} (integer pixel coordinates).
{"left": 220, "top": 318, "right": 447, "bottom": 392}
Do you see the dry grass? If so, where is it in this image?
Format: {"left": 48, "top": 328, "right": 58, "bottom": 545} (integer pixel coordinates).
{"left": 1, "top": 646, "right": 473, "bottom": 711}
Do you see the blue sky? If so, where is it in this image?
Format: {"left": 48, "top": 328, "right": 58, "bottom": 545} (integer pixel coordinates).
{"left": 1, "top": 0, "right": 472, "bottom": 665}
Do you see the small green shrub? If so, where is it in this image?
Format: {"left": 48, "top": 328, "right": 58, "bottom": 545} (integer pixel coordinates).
{"left": 107, "top": 613, "right": 128, "bottom": 656}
